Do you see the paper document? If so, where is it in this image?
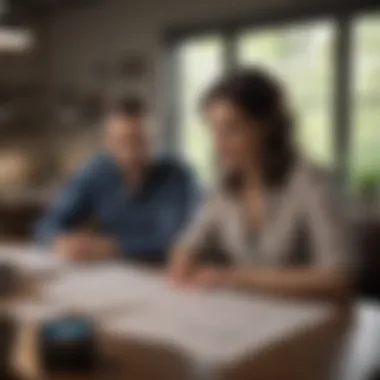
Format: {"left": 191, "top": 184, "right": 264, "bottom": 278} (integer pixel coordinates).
{"left": 45, "top": 264, "right": 167, "bottom": 313}
{"left": 0, "top": 244, "right": 65, "bottom": 275}
{"left": 105, "top": 289, "right": 333, "bottom": 366}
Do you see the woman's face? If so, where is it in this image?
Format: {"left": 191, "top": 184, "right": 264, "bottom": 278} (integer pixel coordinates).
{"left": 205, "top": 99, "right": 263, "bottom": 172}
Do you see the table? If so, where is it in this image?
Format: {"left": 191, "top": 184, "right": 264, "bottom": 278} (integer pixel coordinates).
{"left": 0, "top": 245, "right": 368, "bottom": 380}
{"left": 13, "top": 309, "right": 351, "bottom": 380}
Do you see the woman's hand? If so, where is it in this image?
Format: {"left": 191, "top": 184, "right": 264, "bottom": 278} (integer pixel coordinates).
{"left": 168, "top": 245, "right": 233, "bottom": 290}
{"left": 169, "top": 260, "right": 231, "bottom": 290}
{"left": 167, "top": 248, "right": 195, "bottom": 286}
{"left": 190, "top": 267, "right": 228, "bottom": 289}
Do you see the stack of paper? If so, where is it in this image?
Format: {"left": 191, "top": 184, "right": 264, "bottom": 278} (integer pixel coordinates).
{"left": 45, "top": 264, "right": 166, "bottom": 314}
{"left": 0, "top": 244, "right": 65, "bottom": 276}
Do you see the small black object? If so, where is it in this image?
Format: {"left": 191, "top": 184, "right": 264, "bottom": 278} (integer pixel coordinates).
{"left": 38, "top": 315, "right": 97, "bottom": 373}
{"left": 0, "top": 263, "right": 17, "bottom": 296}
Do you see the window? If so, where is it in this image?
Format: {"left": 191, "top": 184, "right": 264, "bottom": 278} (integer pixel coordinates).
{"left": 170, "top": 10, "right": 380, "bottom": 196}
{"left": 350, "top": 14, "right": 380, "bottom": 195}
{"left": 237, "top": 21, "right": 335, "bottom": 167}
{"left": 176, "top": 35, "right": 224, "bottom": 184}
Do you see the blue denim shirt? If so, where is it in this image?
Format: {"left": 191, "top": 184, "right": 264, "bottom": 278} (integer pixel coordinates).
{"left": 35, "top": 153, "right": 200, "bottom": 263}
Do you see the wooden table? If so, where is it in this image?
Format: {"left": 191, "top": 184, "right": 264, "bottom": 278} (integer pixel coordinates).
{"left": 13, "top": 309, "right": 351, "bottom": 380}
{"left": 9, "top": 309, "right": 352, "bottom": 380}
{"left": 1, "top": 250, "right": 373, "bottom": 380}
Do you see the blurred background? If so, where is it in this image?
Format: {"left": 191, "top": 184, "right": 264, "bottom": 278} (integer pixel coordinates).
{"left": 0, "top": 0, "right": 379, "bottom": 294}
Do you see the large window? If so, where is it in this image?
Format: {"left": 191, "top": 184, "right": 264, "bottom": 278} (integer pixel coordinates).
{"left": 171, "top": 11, "right": 380, "bottom": 196}
{"left": 350, "top": 14, "right": 380, "bottom": 195}
{"left": 237, "top": 21, "right": 335, "bottom": 167}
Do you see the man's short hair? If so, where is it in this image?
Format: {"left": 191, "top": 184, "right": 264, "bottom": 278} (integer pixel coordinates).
{"left": 108, "top": 96, "right": 146, "bottom": 118}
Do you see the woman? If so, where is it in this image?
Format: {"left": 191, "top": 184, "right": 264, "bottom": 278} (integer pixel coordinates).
{"left": 169, "top": 68, "right": 353, "bottom": 299}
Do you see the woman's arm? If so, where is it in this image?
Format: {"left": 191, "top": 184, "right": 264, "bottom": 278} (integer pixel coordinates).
{"left": 168, "top": 247, "right": 197, "bottom": 285}
{"left": 187, "top": 166, "right": 354, "bottom": 300}
{"left": 190, "top": 265, "right": 350, "bottom": 300}
{"left": 168, "top": 195, "right": 220, "bottom": 284}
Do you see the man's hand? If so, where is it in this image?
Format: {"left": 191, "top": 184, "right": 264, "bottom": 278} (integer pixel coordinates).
{"left": 53, "top": 233, "right": 118, "bottom": 262}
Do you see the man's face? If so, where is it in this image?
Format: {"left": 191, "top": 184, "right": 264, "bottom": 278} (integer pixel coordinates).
{"left": 105, "top": 113, "right": 151, "bottom": 170}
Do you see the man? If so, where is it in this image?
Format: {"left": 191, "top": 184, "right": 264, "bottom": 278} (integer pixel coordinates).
{"left": 36, "top": 97, "right": 199, "bottom": 263}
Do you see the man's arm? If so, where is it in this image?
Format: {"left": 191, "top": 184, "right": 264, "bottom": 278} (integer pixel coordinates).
{"left": 35, "top": 166, "right": 94, "bottom": 244}
{"left": 35, "top": 160, "right": 118, "bottom": 261}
